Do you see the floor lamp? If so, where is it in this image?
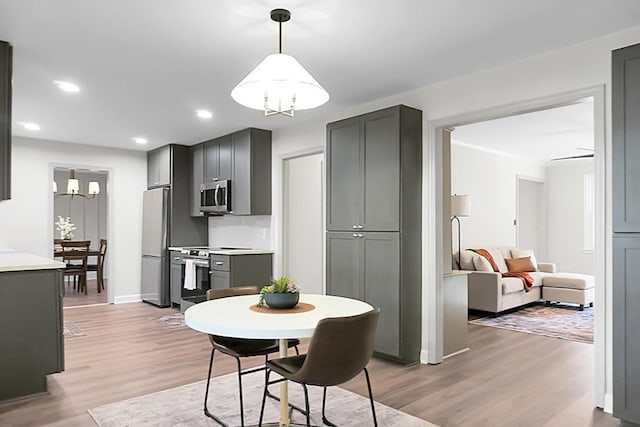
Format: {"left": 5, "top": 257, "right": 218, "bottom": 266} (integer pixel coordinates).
{"left": 451, "top": 194, "right": 471, "bottom": 269}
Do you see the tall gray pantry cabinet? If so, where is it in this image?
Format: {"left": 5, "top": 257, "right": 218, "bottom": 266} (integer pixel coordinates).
{"left": 613, "top": 42, "right": 640, "bottom": 427}
{"left": 326, "top": 105, "right": 422, "bottom": 364}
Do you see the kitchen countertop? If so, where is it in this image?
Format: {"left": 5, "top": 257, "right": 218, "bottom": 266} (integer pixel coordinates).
{"left": 168, "top": 246, "right": 274, "bottom": 256}
{"left": 0, "top": 252, "right": 65, "bottom": 272}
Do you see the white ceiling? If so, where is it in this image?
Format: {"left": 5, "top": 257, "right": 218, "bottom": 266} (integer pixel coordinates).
{"left": 0, "top": 1, "right": 638, "bottom": 151}
{"left": 452, "top": 99, "right": 594, "bottom": 163}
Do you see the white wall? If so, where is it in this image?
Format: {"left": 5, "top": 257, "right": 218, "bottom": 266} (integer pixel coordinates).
{"left": 450, "top": 143, "right": 545, "bottom": 250}
{"left": 0, "top": 136, "right": 147, "bottom": 303}
{"left": 267, "top": 25, "right": 640, "bottom": 410}
{"left": 546, "top": 159, "right": 595, "bottom": 274}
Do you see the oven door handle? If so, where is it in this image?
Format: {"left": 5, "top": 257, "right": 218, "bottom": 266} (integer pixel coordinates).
{"left": 181, "top": 259, "right": 210, "bottom": 267}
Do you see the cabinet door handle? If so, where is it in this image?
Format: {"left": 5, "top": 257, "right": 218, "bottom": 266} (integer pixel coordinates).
{"left": 215, "top": 261, "right": 224, "bottom": 265}
{"left": 358, "top": 225, "right": 364, "bottom": 229}
{"left": 358, "top": 233, "right": 364, "bottom": 238}
{"left": 352, "top": 233, "right": 359, "bottom": 238}
{"left": 173, "top": 257, "right": 181, "bottom": 260}
{"left": 352, "top": 225, "right": 358, "bottom": 229}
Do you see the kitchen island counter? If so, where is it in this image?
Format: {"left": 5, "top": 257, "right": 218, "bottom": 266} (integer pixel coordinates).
{"left": 0, "top": 251, "right": 64, "bottom": 272}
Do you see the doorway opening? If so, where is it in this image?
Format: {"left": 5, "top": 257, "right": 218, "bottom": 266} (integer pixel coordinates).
{"left": 427, "top": 86, "right": 606, "bottom": 408}
{"left": 53, "top": 167, "right": 109, "bottom": 307}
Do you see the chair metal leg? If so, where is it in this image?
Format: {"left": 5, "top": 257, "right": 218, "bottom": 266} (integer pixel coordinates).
{"left": 364, "top": 367, "right": 378, "bottom": 427}
{"left": 301, "top": 383, "right": 311, "bottom": 427}
{"left": 236, "top": 356, "right": 245, "bottom": 427}
{"left": 203, "top": 348, "right": 228, "bottom": 427}
{"left": 321, "top": 386, "right": 338, "bottom": 427}
{"left": 258, "top": 369, "right": 271, "bottom": 427}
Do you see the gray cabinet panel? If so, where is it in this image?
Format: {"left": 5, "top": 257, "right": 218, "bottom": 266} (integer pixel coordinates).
{"left": 326, "top": 232, "right": 361, "bottom": 299}
{"left": 204, "top": 138, "right": 220, "bottom": 182}
{"left": 326, "top": 118, "right": 360, "bottom": 231}
{"left": 219, "top": 136, "right": 232, "bottom": 180}
{"left": 231, "top": 128, "right": 272, "bottom": 215}
{"left": 190, "top": 144, "right": 204, "bottom": 217}
{"left": 170, "top": 252, "right": 183, "bottom": 305}
{"left": 0, "top": 269, "right": 64, "bottom": 401}
{"left": 613, "top": 43, "right": 640, "bottom": 232}
{"left": 362, "top": 232, "right": 400, "bottom": 357}
{"left": 0, "top": 41, "right": 11, "bottom": 201}
{"left": 613, "top": 235, "right": 640, "bottom": 424}
{"left": 212, "top": 270, "right": 230, "bottom": 290}
{"left": 362, "top": 109, "right": 400, "bottom": 231}
{"left": 147, "top": 145, "right": 171, "bottom": 188}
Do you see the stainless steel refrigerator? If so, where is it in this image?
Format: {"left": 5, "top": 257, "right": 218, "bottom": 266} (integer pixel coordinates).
{"left": 141, "top": 187, "right": 170, "bottom": 307}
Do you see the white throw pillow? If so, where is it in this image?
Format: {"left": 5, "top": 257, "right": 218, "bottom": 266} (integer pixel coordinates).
{"left": 486, "top": 248, "right": 509, "bottom": 272}
{"left": 511, "top": 248, "right": 538, "bottom": 271}
{"left": 473, "top": 255, "right": 494, "bottom": 272}
{"left": 458, "top": 250, "right": 476, "bottom": 270}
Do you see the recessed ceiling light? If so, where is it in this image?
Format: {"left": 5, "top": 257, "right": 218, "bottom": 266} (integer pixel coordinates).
{"left": 18, "top": 122, "right": 40, "bottom": 131}
{"left": 54, "top": 80, "right": 80, "bottom": 93}
{"left": 196, "top": 109, "right": 213, "bottom": 119}
{"left": 132, "top": 137, "right": 148, "bottom": 145}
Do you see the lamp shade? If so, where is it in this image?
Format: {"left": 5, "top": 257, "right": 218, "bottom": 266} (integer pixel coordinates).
{"left": 88, "top": 181, "right": 100, "bottom": 195}
{"left": 67, "top": 178, "right": 80, "bottom": 195}
{"left": 451, "top": 194, "right": 471, "bottom": 217}
{"left": 231, "top": 53, "right": 329, "bottom": 115}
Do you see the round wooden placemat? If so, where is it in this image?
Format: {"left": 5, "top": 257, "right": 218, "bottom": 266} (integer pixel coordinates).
{"left": 249, "top": 302, "right": 316, "bottom": 314}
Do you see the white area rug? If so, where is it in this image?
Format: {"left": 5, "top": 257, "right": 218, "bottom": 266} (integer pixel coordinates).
{"left": 89, "top": 371, "right": 437, "bottom": 426}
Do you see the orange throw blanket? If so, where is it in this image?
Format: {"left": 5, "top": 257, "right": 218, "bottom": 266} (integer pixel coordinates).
{"left": 469, "top": 248, "right": 534, "bottom": 292}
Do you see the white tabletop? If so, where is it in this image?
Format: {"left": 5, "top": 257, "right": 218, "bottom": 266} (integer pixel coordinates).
{"left": 184, "top": 293, "right": 373, "bottom": 339}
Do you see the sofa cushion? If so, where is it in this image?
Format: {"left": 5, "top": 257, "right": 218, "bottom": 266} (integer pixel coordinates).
{"left": 543, "top": 273, "right": 594, "bottom": 290}
{"left": 502, "top": 277, "right": 526, "bottom": 294}
{"left": 510, "top": 248, "right": 538, "bottom": 270}
{"left": 528, "top": 272, "right": 551, "bottom": 288}
{"left": 505, "top": 257, "right": 537, "bottom": 273}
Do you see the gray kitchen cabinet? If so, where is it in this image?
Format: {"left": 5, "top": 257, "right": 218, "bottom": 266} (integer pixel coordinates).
{"left": 204, "top": 135, "right": 232, "bottom": 183}
{"left": 0, "top": 41, "right": 12, "bottom": 202}
{"left": 327, "top": 232, "right": 404, "bottom": 360}
{"left": 211, "top": 253, "right": 273, "bottom": 289}
{"left": 326, "top": 104, "right": 422, "bottom": 364}
{"left": 147, "top": 145, "right": 171, "bottom": 188}
{"left": 170, "top": 250, "right": 183, "bottom": 305}
{"left": 613, "top": 43, "right": 640, "bottom": 233}
{"left": 190, "top": 143, "right": 204, "bottom": 217}
{"left": 0, "top": 268, "right": 64, "bottom": 401}
{"left": 613, "top": 42, "right": 640, "bottom": 426}
{"left": 231, "top": 128, "right": 272, "bottom": 215}
{"left": 327, "top": 105, "right": 418, "bottom": 232}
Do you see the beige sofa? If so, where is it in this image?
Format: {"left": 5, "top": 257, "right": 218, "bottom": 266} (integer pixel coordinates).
{"left": 457, "top": 247, "right": 595, "bottom": 314}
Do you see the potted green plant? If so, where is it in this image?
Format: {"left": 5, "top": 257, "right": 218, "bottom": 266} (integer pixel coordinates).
{"left": 258, "top": 276, "right": 300, "bottom": 309}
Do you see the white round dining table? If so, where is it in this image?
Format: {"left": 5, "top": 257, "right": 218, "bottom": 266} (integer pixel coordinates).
{"left": 184, "top": 293, "right": 374, "bottom": 427}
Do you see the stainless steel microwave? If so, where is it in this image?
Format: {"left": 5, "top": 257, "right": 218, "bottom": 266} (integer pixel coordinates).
{"left": 200, "top": 180, "right": 231, "bottom": 213}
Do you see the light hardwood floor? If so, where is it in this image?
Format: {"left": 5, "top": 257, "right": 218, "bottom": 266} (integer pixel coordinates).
{"left": 0, "top": 302, "right": 620, "bottom": 427}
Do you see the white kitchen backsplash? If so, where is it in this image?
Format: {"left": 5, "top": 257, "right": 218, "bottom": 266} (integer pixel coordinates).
{"left": 208, "top": 215, "right": 272, "bottom": 249}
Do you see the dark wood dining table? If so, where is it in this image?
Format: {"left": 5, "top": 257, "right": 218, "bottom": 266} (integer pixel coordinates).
{"left": 54, "top": 244, "right": 103, "bottom": 293}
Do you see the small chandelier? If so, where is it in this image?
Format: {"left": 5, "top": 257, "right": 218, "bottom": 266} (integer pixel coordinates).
{"left": 231, "top": 8, "right": 329, "bottom": 117}
{"left": 54, "top": 169, "right": 100, "bottom": 199}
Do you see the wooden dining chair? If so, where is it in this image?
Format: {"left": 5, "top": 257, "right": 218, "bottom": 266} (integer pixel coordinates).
{"left": 204, "top": 287, "right": 300, "bottom": 427}
{"left": 258, "top": 308, "right": 380, "bottom": 427}
{"left": 61, "top": 240, "right": 90, "bottom": 295}
{"left": 87, "top": 238, "right": 107, "bottom": 292}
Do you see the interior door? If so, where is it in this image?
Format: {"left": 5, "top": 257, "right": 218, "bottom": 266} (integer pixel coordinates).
{"left": 516, "top": 177, "right": 545, "bottom": 259}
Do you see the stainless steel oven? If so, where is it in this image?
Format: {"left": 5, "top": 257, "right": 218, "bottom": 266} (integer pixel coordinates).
{"left": 175, "top": 248, "right": 212, "bottom": 311}
{"left": 200, "top": 180, "right": 231, "bottom": 214}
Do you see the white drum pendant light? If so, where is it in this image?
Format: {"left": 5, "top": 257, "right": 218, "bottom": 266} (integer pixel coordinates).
{"left": 231, "top": 8, "right": 329, "bottom": 117}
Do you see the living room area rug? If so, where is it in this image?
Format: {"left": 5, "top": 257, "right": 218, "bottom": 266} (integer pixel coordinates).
{"left": 469, "top": 304, "right": 593, "bottom": 344}
{"left": 89, "top": 371, "right": 437, "bottom": 427}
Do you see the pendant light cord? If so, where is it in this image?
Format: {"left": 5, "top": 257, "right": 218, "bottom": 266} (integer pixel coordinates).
{"left": 279, "top": 20, "right": 282, "bottom": 53}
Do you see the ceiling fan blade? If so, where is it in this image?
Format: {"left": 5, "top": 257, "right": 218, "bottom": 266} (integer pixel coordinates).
{"left": 550, "top": 153, "right": 594, "bottom": 161}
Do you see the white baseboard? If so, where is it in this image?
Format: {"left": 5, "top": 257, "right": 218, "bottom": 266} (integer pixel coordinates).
{"left": 113, "top": 294, "right": 142, "bottom": 304}
{"left": 604, "top": 393, "right": 613, "bottom": 414}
